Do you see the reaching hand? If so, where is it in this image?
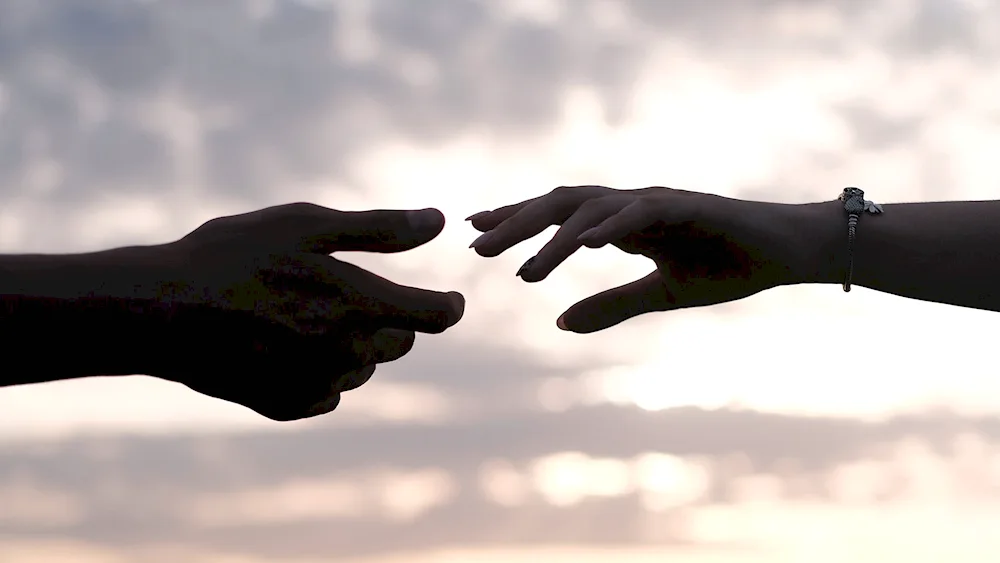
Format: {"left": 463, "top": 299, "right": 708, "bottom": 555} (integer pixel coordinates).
{"left": 150, "top": 202, "right": 465, "bottom": 421}
{"left": 468, "top": 186, "right": 801, "bottom": 333}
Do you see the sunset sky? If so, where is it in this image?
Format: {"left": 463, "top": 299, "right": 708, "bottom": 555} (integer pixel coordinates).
{"left": 2, "top": 0, "right": 1000, "bottom": 561}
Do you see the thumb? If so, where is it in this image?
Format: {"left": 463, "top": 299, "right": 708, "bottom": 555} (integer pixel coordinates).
{"left": 556, "top": 270, "right": 672, "bottom": 333}
{"left": 301, "top": 208, "right": 446, "bottom": 254}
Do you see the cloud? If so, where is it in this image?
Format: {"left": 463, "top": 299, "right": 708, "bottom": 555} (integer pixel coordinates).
{"left": 4, "top": 1, "right": 1000, "bottom": 560}
{"left": 3, "top": 406, "right": 1000, "bottom": 557}
{"left": 3, "top": 0, "right": 995, "bottom": 223}
{"left": 0, "top": 0, "right": 652, "bottom": 210}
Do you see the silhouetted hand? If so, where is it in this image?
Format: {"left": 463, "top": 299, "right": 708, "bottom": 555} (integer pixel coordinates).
{"left": 468, "top": 186, "right": 802, "bottom": 333}
{"left": 150, "top": 202, "right": 465, "bottom": 421}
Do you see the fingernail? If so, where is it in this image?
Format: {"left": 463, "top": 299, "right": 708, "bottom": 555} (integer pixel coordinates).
{"left": 577, "top": 226, "right": 602, "bottom": 241}
{"left": 516, "top": 256, "right": 536, "bottom": 278}
{"left": 465, "top": 211, "right": 491, "bottom": 221}
{"left": 407, "top": 208, "right": 442, "bottom": 231}
{"left": 469, "top": 231, "right": 493, "bottom": 248}
{"left": 556, "top": 315, "right": 569, "bottom": 331}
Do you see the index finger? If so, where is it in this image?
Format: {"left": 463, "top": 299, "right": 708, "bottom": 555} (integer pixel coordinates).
{"left": 322, "top": 256, "right": 466, "bottom": 334}
{"left": 466, "top": 198, "right": 541, "bottom": 232}
{"left": 468, "top": 186, "right": 615, "bottom": 257}
{"left": 465, "top": 185, "right": 613, "bottom": 232}
{"left": 296, "top": 206, "right": 447, "bottom": 254}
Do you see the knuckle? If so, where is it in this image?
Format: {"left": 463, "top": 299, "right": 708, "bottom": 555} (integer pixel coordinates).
{"left": 551, "top": 185, "right": 614, "bottom": 208}
{"left": 632, "top": 197, "right": 655, "bottom": 220}
{"left": 276, "top": 202, "right": 327, "bottom": 223}
{"left": 581, "top": 195, "right": 618, "bottom": 212}
{"left": 287, "top": 201, "right": 321, "bottom": 213}
{"left": 550, "top": 186, "right": 583, "bottom": 202}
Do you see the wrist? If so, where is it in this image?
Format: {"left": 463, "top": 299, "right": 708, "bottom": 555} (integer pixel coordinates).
{"left": 777, "top": 200, "right": 846, "bottom": 286}
{"left": 0, "top": 244, "right": 184, "bottom": 382}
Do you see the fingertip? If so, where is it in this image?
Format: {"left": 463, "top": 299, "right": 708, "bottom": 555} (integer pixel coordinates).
{"left": 447, "top": 291, "right": 466, "bottom": 324}
{"left": 518, "top": 268, "right": 549, "bottom": 283}
{"left": 556, "top": 308, "right": 605, "bottom": 334}
{"left": 406, "top": 208, "right": 446, "bottom": 234}
{"left": 305, "top": 392, "right": 343, "bottom": 417}
{"left": 469, "top": 230, "right": 494, "bottom": 250}
{"left": 370, "top": 329, "right": 416, "bottom": 364}
{"left": 335, "top": 364, "right": 377, "bottom": 392}
{"left": 465, "top": 210, "right": 491, "bottom": 222}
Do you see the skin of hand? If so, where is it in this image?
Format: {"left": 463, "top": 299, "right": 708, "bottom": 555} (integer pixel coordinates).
{"left": 140, "top": 202, "right": 465, "bottom": 421}
{"left": 466, "top": 186, "right": 807, "bottom": 334}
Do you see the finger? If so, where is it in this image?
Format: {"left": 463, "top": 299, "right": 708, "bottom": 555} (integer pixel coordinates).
{"left": 277, "top": 363, "right": 379, "bottom": 420}
{"left": 295, "top": 342, "right": 404, "bottom": 416}
{"left": 371, "top": 327, "right": 417, "bottom": 363}
{"left": 516, "top": 195, "right": 633, "bottom": 283}
{"left": 320, "top": 257, "right": 467, "bottom": 334}
{"left": 469, "top": 186, "right": 613, "bottom": 257}
{"left": 577, "top": 198, "right": 664, "bottom": 248}
{"left": 556, "top": 270, "right": 673, "bottom": 333}
{"left": 250, "top": 377, "right": 346, "bottom": 422}
{"left": 467, "top": 187, "right": 667, "bottom": 232}
{"left": 332, "top": 362, "right": 379, "bottom": 393}
{"left": 299, "top": 207, "right": 446, "bottom": 254}
{"left": 465, "top": 197, "right": 543, "bottom": 231}
{"left": 304, "top": 388, "right": 347, "bottom": 418}
{"left": 331, "top": 326, "right": 415, "bottom": 393}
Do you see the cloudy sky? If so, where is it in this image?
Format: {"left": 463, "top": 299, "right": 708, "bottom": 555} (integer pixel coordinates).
{"left": 2, "top": 0, "right": 1000, "bottom": 561}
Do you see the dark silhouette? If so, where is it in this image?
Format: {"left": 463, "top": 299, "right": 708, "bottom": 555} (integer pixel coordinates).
{"left": 0, "top": 203, "right": 465, "bottom": 421}
{"left": 3, "top": 188, "right": 1000, "bottom": 419}
{"left": 469, "top": 186, "right": 1000, "bottom": 332}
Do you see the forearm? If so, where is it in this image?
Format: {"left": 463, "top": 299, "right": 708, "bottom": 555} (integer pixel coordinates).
{"left": 0, "top": 246, "right": 176, "bottom": 385}
{"left": 790, "top": 199, "right": 1000, "bottom": 311}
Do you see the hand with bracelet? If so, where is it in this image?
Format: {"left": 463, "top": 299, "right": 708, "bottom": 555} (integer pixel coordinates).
{"left": 468, "top": 186, "right": 1000, "bottom": 333}
{"left": 0, "top": 203, "right": 465, "bottom": 421}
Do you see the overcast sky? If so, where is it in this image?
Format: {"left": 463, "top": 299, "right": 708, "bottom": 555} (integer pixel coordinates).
{"left": 2, "top": 0, "right": 1000, "bottom": 561}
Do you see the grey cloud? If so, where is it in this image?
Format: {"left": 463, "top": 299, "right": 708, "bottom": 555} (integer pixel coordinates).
{"left": 2, "top": 1, "right": 999, "bottom": 558}
{"left": 368, "top": 331, "right": 617, "bottom": 399}
{"left": 2, "top": 0, "right": 993, "bottom": 222}
{"left": 629, "top": 0, "right": 994, "bottom": 59}
{"left": 2, "top": 407, "right": 999, "bottom": 557}
{"left": 834, "top": 101, "right": 927, "bottom": 153}
{"left": 0, "top": 0, "right": 650, "bottom": 209}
